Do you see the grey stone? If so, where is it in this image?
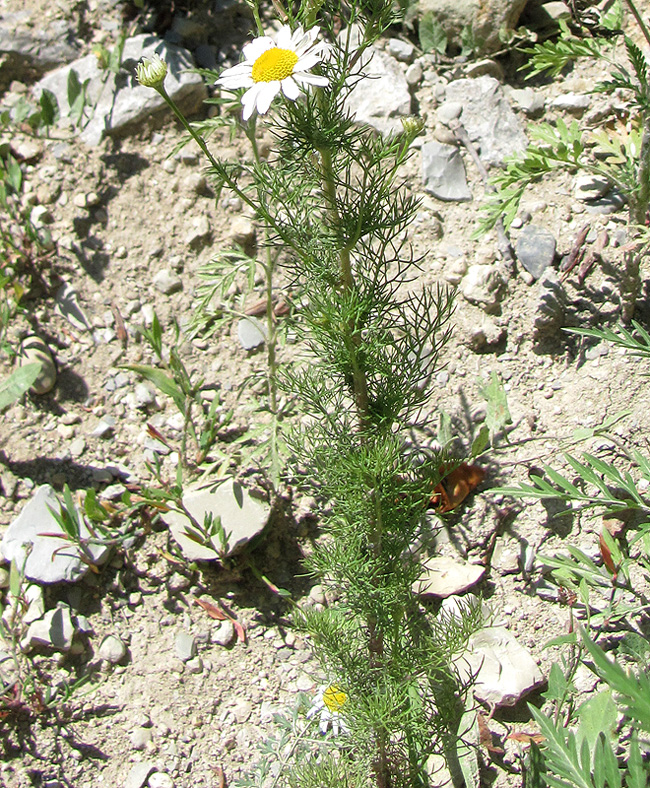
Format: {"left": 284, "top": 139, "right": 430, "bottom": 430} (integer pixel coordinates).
{"left": 415, "top": 558, "right": 485, "bottom": 598}
{"left": 416, "top": 0, "right": 528, "bottom": 54}
{"left": 18, "top": 336, "right": 56, "bottom": 395}
{"left": 523, "top": 1, "right": 572, "bottom": 30}
{"left": 35, "top": 35, "right": 206, "bottom": 147}
{"left": 98, "top": 634, "right": 127, "bottom": 663}
{"left": 585, "top": 189, "right": 626, "bottom": 215}
{"left": 135, "top": 383, "right": 156, "bottom": 408}
{"left": 124, "top": 762, "right": 156, "bottom": 788}
{"left": 0, "top": 485, "right": 110, "bottom": 584}
{"left": 460, "top": 314, "right": 506, "bottom": 351}
{"left": 464, "top": 58, "right": 504, "bottom": 80}
{"left": 516, "top": 224, "right": 557, "bottom": 279}
{"left": 460, "top": 265, "right": 506, "bottom": 312}
{"left": 164, "top": 477, "right": 272, "bottom": 561}
{"left": 458, "top": 626, "right": 544, "bottom": 706}
{"left": 238, "top": 317, "right": 267, "bottom": 350}
{"left": 186, "top": 656, "right": 204, "bottom": 674}
{"left": 344, "top": 45, "right": 411, "bottom": 136}
{"left": 0, "top": 11, "right": 80, "bottom": 89}
{"left": 153, "top": 269, "right": 183, "bottom": 295}
{"left": 444, "top": 76, "right": 527, "bottom": 166}
{"left": 24, "top": 605, "right": 75, "bottom": 651}
{"left": 421, "top": 141, "right": 471, "bottom": 202}
{"left": 551, "top": 92, "right": 590, "bottom": 115}
{"left": 388, "top": 38, "right": 415, "bottom": 62}
{"left": 91, "top": 416, "right": 117, "bottom": 438}
{"left": 175, "top": 631, "right": 197, "bottom": 662}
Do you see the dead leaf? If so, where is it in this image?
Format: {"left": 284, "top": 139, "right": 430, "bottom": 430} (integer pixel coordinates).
{"left": 430, "top": 463, "right": 485, "bottom": 513}
{"left": 212, "top": 765, "right": 226, "bottom": 788}
{"left": 507, "top": 731, "right": 546, "bottom": 745}
{"left": 477, "top": 712, "right": 505, "bottom": 755}
{"left": 599, "top": 531, "right": 617, "bottom": 578}
{"left": 195, "top": 598, "right": 247, "bottom": 644}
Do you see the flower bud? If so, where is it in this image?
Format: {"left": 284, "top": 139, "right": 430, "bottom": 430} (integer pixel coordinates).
{"left": 136, "top": 53, "right": 168, "bottom": 89}
{"left": 401, "top": 116, "right": 425, "bottom": 138}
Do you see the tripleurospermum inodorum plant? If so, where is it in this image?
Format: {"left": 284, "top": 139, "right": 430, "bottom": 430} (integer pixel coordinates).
{"left": 137, "top": 1, "right": 481, "bottom": 786}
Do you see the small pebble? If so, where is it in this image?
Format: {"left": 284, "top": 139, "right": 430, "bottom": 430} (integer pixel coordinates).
{"left": 98, "top": 634, "right": 127, "bottom": 664}
{"left": 148, "top": 774, "right": 174, "bottom": 788}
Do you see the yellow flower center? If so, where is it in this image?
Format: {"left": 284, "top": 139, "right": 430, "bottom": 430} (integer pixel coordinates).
{"left": 252, "top": 48, "right": 299, "bottom": 83}
{"left": 323, "top": 685, "right": 347, "bottom": 713}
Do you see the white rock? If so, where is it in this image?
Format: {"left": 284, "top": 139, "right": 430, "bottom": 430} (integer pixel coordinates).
{"left": 415, "top": 557, "right": 485, "bottom": 598}
{"left": 460, "top": 264, "right": 506, "bottom": 312}
{"left": 148, "top": 774, "right": 174, "bottom": 788}
{"left": 18, "top": 336, "right": 56, "bottom": 395}
{"left": 0, "top": 485, "right": 110, "bottom": 584}
{"left": 35, "top": 36, "right": 206, "bottom": 146}
{"left": 24, "top": 605, "right": 74, "bottom": 651}
{"left": 458, "top": 626, "right": 544, "bottom": 706}
{"left": 98, "top": 634, "right": 127, "bottom": 664}
{"left": 124, "top": 761, "right": 156, "bottom": 788}
{"left": 153, "top": 269, "right": 182, "bottom": 295}
{"left": 164, "top": 477, "right": 272, "bottom": 561}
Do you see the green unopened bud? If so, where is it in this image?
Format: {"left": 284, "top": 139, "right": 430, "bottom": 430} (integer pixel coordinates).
{"left": 136, "top": 53, "right": 168, "bottom": 89}
{"left": 401, "top": 116, "right": 425, "bottom": 138}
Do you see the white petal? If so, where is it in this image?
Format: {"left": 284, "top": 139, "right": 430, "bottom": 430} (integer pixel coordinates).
{"left": 241, "top": 83, "right": 265, "bottom": 120}
{"left": 293, "top": 72, "right": 329, "bottom": 87}
{"left": 276, "top": 25, "right": 293, "bottom": 49}
{"left": 281, "top": 76, "right": 301, "bottom": 100}
{"left": 256, "top": 82, "right": 281, "bottom": 115}
{"left": 242, "top": 37, "right": 274, "bottom": 62}
{"left": 216, "top": 62, "right": 252, "bottom": 83}
{"left": 295, "top": 52, "right": 323, "bottom": 72}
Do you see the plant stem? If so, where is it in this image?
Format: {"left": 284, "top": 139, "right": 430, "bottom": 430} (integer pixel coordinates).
{"left": 247, "top": 125, "right": 281, "bottom": 492}
{"left": 155, "top": 85, "right": 222, "bottom": 173}
{"left": 624, "top": 0, "right": 650, "bottom": 48}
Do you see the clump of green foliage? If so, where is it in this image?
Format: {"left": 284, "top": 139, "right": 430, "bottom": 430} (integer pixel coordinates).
{"left": 477, "top": 0, "right": 650, "bottom": 321}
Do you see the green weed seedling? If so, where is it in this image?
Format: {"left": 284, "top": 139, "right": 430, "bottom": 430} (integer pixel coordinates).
{"left": 477, "top": 0, "right": 650, "bottom": 321}
{"left": 125, "top": 311, "right": 234, "bottom": 473}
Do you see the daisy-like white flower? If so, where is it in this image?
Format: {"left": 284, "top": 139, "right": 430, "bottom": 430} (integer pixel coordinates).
{"left": 216, "top": 25, "right": 329, "bottom": 121}
{"left": 306, "top": 683, "right": 349, "bottom": 736}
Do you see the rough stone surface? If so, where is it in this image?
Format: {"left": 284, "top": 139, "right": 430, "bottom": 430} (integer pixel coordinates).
{"left": 35, "top": 35, "right": 206, "bottom": 146}
{"left": 0, "top": 11, "right": 81, "bottom": 89}
{"left": 163, "top": 477, "right": 272, "bottom": 561}
{"left": 124, "top": 762, "right": 156, "bottom": 788}
{"left": 416, "top": 0, "right": 528, "bottom": 54}
{"left": 421, "top": 141, "right": 471, "bottom": 202}
{"left": 460, "top": 626, "right": 545, "bottom": 706}
{"left": 515, "top": 225, "right": 557, "bottom": 279}
{"left": 460, "top": 264, "right": 507, "bottom": 312}
{"left": 444, "top": 76, "right": 528, "bottom": 165}
{"left": 344, "top": 46, "right": 411, "bottom": 136}
{"left": 0, "top": 485, "right": 110, "bottom": 584}
{"left": 24, "top": 605, "right": 75, "bottom": 651}
{"left": 415, "top": 558, "right": 485, "bottom": 598}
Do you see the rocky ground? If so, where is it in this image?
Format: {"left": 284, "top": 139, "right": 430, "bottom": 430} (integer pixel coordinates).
{"left": 1, "top": 1, "right": 650, "bottom": 787}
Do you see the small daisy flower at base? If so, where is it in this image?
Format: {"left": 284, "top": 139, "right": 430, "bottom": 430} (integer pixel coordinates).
{"left": 307, "top": 683, "right": 349, "bottom": 736}
{"left": 216, "top": 25, "right": 329, "bottom": 121}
